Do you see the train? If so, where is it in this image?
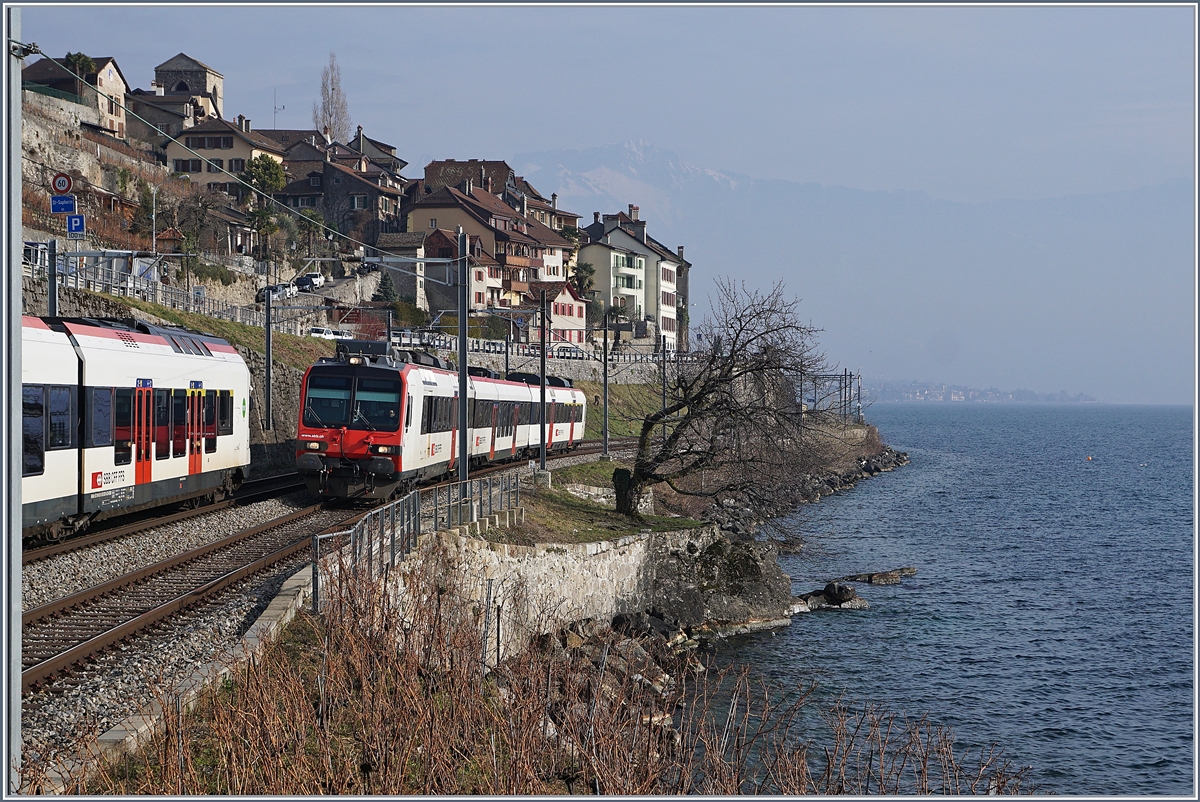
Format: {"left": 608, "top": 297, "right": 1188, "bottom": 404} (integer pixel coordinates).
{"left": 21, "top": 316, "right": 251, "bottom": 543}
{"left": 295, "top": 340, "right": 587, "bottom": 500}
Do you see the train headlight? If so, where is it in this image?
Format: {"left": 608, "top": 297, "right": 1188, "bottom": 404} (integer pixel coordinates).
{"left": 369, "top": 444, "right": 396, "bottom": 455}
{"left": 304, "top": 441, "right": 327, "bottom": 451}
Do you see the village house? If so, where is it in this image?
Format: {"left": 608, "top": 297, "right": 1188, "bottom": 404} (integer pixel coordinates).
{"left": 582, "top": 205, "right": 686, "bottom": 350}
{"left": 163, "top": 115, "right": 285, "bottom": 202}
{"left": 23, "top": 54, "right": 129, "bottom": 138}
{"left": 372, "top": 231, "right": 429, "bottom": 311}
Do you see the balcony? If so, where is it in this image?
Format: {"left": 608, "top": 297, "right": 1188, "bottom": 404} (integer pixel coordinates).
{"left": 503, "top": 278, "right": 529, "bottom": 293}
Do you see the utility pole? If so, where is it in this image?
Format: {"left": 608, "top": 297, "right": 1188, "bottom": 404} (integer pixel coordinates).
{"left": 539, "top": 288, "right": 547, "bottom": 471}
{"left": 456, "top": 227, "right": 468, "bottom": 486}
{"left": 6, "top": 9, "right": 27, "bottom": 788}
{"left": 264, "top": 291, "right": 272, "bottom": 430}
{"left": 47, "top": 238, "right": 58, "bottom": 317}
{"left": 602, "top": 304, "right": 609, "bottom": 459}
{"left": 660, "top": 333, "right": 667, "bottom": 447}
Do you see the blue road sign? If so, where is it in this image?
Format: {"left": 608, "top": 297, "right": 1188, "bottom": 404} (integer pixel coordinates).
{"left": 51, "top": 195, "right": 76, "bottom": 214}
{"left": 66, "top": 214, "right": 85, "bottom": 234}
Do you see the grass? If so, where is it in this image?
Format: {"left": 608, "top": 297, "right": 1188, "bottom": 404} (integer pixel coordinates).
{"left": 550, "top": 458, "right": 630, "bottom": 489}
{"left": 515, "top": 484, "right": 705, "bottom": 545}
{"left": 110, "top": 294, "right": 335, "bottom": 372}
{"left": 573, "top": 381, "right": 662, "bottom": 441}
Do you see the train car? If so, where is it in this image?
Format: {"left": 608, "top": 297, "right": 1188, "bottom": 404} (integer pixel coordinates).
{"left": 21, "top": 316, "right": 251, "bottom": 542}
{"left": 295, "top": 341, "right": 586, "bottom": 500}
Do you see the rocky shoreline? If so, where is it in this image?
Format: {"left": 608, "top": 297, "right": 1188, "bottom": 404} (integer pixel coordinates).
{"left": 610, "top": 445, "right": 911, "bottom": 645}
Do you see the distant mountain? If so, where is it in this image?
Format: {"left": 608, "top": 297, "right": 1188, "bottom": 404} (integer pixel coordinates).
{"left": 512, "top": 142, "right": 1194, "bottom": 405}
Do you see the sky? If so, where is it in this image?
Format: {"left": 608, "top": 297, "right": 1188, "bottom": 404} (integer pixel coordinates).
{"left": 15, "top": 2, "right": 1198, "bottom": 402}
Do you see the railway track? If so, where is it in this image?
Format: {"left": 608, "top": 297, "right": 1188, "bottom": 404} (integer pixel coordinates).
{"left": 23, "top": 473, "right": 305, "bottom": 566}
{"left": 21, "top": 503, "right": 361, "bottom": 693}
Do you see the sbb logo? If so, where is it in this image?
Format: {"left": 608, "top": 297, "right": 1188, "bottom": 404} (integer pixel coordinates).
{"left": 91, "top": 470, "right": 124, "bottom": 488}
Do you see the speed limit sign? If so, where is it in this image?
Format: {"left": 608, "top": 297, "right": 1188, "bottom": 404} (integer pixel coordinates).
{"left": 51, "top": 173, "right": 73, "bottom": 194}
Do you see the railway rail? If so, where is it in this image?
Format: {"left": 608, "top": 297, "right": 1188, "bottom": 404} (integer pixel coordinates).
{"left": 23, "top": 473, "right": 305, "bottom": 566}
{"left": 21, "top": 503, "right": 360, "bottom": 692}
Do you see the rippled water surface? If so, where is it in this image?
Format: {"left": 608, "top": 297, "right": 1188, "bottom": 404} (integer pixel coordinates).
{"left": 717, "top": 403, "right": 1194, "bottom": 795}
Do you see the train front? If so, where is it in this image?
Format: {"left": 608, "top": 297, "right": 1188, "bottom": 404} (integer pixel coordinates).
{"left": 295, "top": 353, "right": 407, "bottom": 500}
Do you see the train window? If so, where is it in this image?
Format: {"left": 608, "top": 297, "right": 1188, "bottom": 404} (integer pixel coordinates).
{"left": 404, "top": 395, "right": 413, "bottom": 431}
{"left": 218, "top": 390, "right": 233, "bottom": 436}
{"left": 353, "top": 379, "right": 401, "bottom": 431}
{"left": 154, "top": 389, "right": 171, "bottom": 459}
{"left": 22, "top": 385, "right": 44, "bottom": 476}
{"left": 165, "top": 336, "right": 183, "bottom": 354}
{"left": 113, "top": 388, "right": 133, "bottom": 465}
{"left": 304, "top": 374, "right": 352, "bottom": 428}
{"left": 204, "top": 390, "right": 217, "bottom": 452}
{"left": 420, "top": 399, "right": 430, "bottom": 434}
{"left": 195, "top": 340, "right": 213, "bottom": 357}
{"left": 85, "top": 387, "right": 113, "bottom": 448}
{"left": 172, "top": 389, "right": 187, "bottom": 457}
{"left": 47, "top": 385, "right": 74, "bottom": 449}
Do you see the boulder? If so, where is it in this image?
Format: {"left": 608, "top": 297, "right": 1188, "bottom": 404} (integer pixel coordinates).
{"left": 823, "top": 581, "right": 857, "bottom": 604}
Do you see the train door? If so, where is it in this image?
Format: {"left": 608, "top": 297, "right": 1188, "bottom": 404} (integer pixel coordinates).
{"left": 488, "top": 402, "right": 498, "bottom": 460}
{"left": 187, "top": 382, "right": 204, "bottom": 474}
{"left": 547, "top": 401, "right": 556, "bottom": 450}
{"left": 510, "top": 404, "right": 519, "bottom": 457}
{"left": 134, "top": 380, "right": 153, "bottom": 484}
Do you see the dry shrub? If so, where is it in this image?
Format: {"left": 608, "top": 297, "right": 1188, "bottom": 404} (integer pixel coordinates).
{"left": 34, "top": 543, "right": 1031, "bottom": 795}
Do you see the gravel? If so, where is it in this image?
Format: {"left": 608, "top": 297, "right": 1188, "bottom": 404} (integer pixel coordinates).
{"left": 22, "top": 493, "right": 314, "bottom": 611}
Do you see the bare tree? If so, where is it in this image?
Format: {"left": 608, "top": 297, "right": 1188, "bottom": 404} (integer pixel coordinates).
{"left": 312, "top": 52, "right": 352, "bottom": 143}
{"left": 613, "top": 279, "right": 828, "bottom": 517}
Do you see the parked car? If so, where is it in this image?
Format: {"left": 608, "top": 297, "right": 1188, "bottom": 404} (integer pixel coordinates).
{"left": 333, "top": 330, "right": 354, "bottom": 340}
{"left": 255, "top": 285, "right": 286, "bottom": 303}
{"left": 552, "top": 344, "right": 588, "bottom": 360}
{"left": 303, "top": 271, "right": 325, "bottom": 288}
{"left": 281, "top": 282, "right": 298, "bottom": 299}
{"left": 308, "top": 327, "right": 338, "bottom": 339}
{"left": 295, "top": 275, "right": 316, "bottom": 292}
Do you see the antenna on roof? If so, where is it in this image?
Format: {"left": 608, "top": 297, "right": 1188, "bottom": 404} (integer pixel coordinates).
{"left": 273, "top": 87, "right": 285, "bottom": 129}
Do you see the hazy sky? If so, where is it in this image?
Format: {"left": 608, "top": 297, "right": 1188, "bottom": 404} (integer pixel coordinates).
{"left": 17, "top": 3, "right": 1197, "bottom": 400}
{"left": 21, "top": 4, "right": 1193, "bottom": 203}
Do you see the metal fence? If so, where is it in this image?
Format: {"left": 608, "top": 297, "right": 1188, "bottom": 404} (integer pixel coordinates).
{"left": 21, "top": 250, "right": 313, "bottom": 334}
{"left": 311, "top": 473, "right": 521, "bottom": 614}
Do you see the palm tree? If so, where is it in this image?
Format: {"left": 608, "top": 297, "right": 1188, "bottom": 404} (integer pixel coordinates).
{"left": 62, "top": 52, "right": 95, "bottom": 99}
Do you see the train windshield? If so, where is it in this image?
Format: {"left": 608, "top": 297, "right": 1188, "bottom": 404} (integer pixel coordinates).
{"left": 353, "top": 378, "right": 402, "bottom": 431}
{"left": 303, "top": 374, "right": 352, "bottom": 428}
{"left": 303, "top": 370, "right": 402, "bottom": 432}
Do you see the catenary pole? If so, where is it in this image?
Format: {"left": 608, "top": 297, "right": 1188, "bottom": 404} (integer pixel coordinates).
{"left": 539, "top": 288, "right": 547, "bottom": 471}
{"left": 602, "top": 305, "right": 609, "bottom": 458}
{"left": 6, "top": 9, "right": 25, "bottom": 788}
{"left": 457, "top": 227, "right": 468, "bottom": 486}
{"left": 264, "top": 290, "right": 272, "bottom": 430}
{"left": 47, "top": 238, "right": 57, "bottom": 317}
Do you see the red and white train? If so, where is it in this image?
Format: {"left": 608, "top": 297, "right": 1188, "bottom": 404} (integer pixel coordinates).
{"left": 21, "top": 316, "right": 251, "bottom": 542}
{"left": 295, "top": 341, "right": 586, "bottom": 500}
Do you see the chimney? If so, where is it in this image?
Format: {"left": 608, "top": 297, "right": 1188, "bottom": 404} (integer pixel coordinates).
{"left": 480, "top": 165, "right": 487, "bottom": 191}
{"left": 593, "top": 212, "right": 600, "bottom": 224}
{"left": 551, "top": 193, "right": 558, "bottom": 209}
{"left": 236, "top": 114, "right": 245, "bottom": 131}
{"left": 464, "top": 178, "right": 473, "bottom": 194}
{"left": 244, "top": 118, "right": 251, "bottom": 132}
{"left": 356, "top": 124, "right": 363, "bottom": 142}
{"left": 521, "top": 195, "right": 528, "bottom": 217}
{"left": 677, "top": 246, "right": 684, "bottom": 261}
{"left": 152, "top": 80, "right": 164, "bottom": 97}
{"left": 322, "top": 126, "right": 331, "bottom": 145}
{"left": 629, "top": 204, "right": 639, "bottom": 221}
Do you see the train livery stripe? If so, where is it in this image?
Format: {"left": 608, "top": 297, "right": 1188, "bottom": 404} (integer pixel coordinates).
{"left": 22, "top": 315, "right": 51, "bottom": 330}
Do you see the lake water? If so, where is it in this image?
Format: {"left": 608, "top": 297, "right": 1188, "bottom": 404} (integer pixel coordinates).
{"left": 717, "top": 403, "right": 1194, "bottom": 795}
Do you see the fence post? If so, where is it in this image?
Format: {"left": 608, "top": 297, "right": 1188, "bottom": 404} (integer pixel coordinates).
{"left": 390, "top": 502, "right": 396, "bottom": 566}
{"left": 311, "top": 534, "right": 320, "bottom": 614}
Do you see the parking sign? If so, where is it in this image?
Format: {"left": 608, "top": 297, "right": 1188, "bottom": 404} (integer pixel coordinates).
{"left": 66, "top": 214, "right": 86, "bottom": 240}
